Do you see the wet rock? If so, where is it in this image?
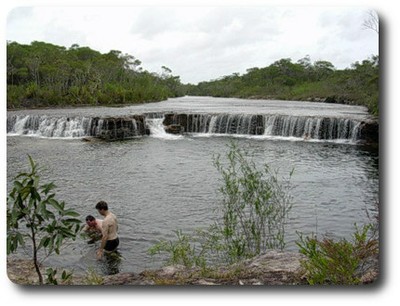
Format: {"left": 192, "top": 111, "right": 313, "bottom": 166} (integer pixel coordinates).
{"left": 165, "top": 124, "right": 184, "bottom": 134}
{"left": 357, "top": 120, "right": 379, "bottom": 144}
{"left": 92, "top": 115, "right": 147, "bottom": 141}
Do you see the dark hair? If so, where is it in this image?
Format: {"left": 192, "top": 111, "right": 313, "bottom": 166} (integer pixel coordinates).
{"left": 95, "top": 201, "right": 108, "bottom": 211}
{"left": 86, "top": 215, "right": 95, "bottom": 222}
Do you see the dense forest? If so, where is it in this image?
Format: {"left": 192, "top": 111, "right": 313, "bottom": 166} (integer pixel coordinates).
{"left": 7, "top": 41, "right": 379, "bottom": 116}
{"left": 7, "top": 41, "right": 185, "bottom": 109}
{"left": 185, "top": 55, "right": 379, "bottom": 116}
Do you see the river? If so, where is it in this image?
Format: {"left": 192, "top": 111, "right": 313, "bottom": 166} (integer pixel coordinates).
{"left": 6, "top": 96, "right": 379, "bottom": 275}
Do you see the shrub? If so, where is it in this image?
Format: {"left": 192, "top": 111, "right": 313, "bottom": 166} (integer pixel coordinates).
{"left": 148, "top": 230, "right": 206, "bottom": 269}
{"left": 7, "top": 155, "right": 82, "bottom": 284}
{"left": 212, "top": 141, "right": 293, "bottom": 263}
{"left": 296, "top": 224, "right": 379, "bottom": 285}
{"left": 149, "top": 141, "right": 293, "bottom": 267}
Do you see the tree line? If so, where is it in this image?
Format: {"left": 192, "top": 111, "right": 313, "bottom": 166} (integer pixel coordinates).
{"left": 184, "top": 55, "right": 379, "bottom": 116}
{"left": 7, "top": 41, "right": 185, "bottom": 109}
{"left": 7, "top": 41, "right": 379, "bottom": 116}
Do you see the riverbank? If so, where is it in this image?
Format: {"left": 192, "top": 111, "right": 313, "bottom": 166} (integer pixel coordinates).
{"left": 6, "top": 250, "right": 378, "bottom": 286}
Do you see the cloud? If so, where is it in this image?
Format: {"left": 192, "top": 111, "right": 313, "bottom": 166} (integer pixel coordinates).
{"left": 128, "top": 7, "right": 286, "bottom": 81}
{"left": 7, "top": 6, "right": 34, "bottom": 24}
{"left": 6, "top": 6, "right": 379, "bottom": 84}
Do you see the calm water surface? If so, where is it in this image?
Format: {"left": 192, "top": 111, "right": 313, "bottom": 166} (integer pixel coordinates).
{"left": 6, "top": 97, "right": 379, "bottom": 275}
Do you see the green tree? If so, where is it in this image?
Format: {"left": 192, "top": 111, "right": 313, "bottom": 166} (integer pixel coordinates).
{"left": 187, "top": 55, "right": 379, "bottom": 116}
{"left": 7, "top": 156, "right": 82, "bottom": 284}
{"left": 312, "top": 60, "right": 335, "bottom": 80}
{"left": 6, "top": 41, "right": 185, "bottom": 108}
{"left": 212, "top": 142, "right": 293, "bottom": 262}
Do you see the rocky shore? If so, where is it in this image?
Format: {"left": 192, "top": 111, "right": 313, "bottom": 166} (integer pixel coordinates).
{"left": 6, "top": 250, "right": 378, "bottom": 286}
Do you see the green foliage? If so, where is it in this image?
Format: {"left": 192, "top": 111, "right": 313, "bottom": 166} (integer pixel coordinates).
{"left": 148, "top": 230, "right": 207, "bottom": 269}
{"left": 296, "top": 224, "right": 379, "bottom": 285}
{"left": 84, "top": 267, "right": 104, "bottom": 285}
{"left": 7, "top": 155, "right": 82, "bottom": 284}
{"left": 45, "top": 267, "right": 73, "bottom": 285}
{"left": 212, "top": 141, "right": 293, "bottom": 262}
{"left": 7, "top": 41, "right": 184, "bottom": 108}
{"left": 149, "top": 142, "right": 293, "bottom": 268}
{"left": 187, "top": 56, "right": 379, "bottom": 116}
{"left": 8, "top": 41, "right": 378, "bottom": 116}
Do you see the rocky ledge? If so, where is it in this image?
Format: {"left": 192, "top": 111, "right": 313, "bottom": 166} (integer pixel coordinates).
{"left": 7, "top": 250, "right": 378, "bottom": 286}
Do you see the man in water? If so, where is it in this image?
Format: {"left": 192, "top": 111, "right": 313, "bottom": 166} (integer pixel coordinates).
{"left": 83, "top": 215, "right": 103, "bottom": 243}
{"left": 95, "top": 201, "right": 119, "bottom": 259}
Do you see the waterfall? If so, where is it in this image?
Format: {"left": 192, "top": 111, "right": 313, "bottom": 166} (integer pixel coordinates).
{"left": 163, "top": 113, "right": 361, "bottom": 141}
{"left": 145, "top": 117, "right": 182, "bottom": 140}
{"left": 263, "top": 115, "right": 361, "bottom": 141}
{"left": 167, "top": 113, "right": 264, "bottom": 135}
{"left": 7, "top": 115, "right": 93, "bottom": 138}
{"left": 7, "top": 114, "right": 148, "bottom": 140}
{"left": 208, "top": 116, "right": 218, "bottom": 134}
{"left": 7, "top": 113, "right": 366, "bottom": 142}
{"left": 145, "top": 118, "right": 166, "bottom": 137}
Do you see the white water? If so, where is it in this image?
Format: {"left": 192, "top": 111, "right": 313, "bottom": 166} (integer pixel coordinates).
{"left": 6, "top": 97, "right": 378, "bottom": 275}
{"left": 145, "top": 118, "right": 183, "bottom": 140}
{"left": 7, "top": 113, "right": 364, "bottom": 144}
{"left": 7, "top": 96, "right": 371, "bottom": 142}
{"left": 8, "top": 115, "right": 92, "bottom": 138}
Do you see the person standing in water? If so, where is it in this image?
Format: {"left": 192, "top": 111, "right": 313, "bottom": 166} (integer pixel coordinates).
{"left": 83, "top": 215, "right": 103, "bottom": 243}
{"left": 95, "top": 201, "right": 119, "bottom": 259}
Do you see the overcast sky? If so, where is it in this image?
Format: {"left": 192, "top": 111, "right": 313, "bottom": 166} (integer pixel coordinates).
{"left": 6, "top": 6, "right": 379, "bottom": 84}
{"left": 4, "top": 3, "right": 400, "bottom": 306}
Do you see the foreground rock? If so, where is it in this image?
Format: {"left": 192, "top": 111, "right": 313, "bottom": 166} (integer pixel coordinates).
{"left": 7, "top": 250, "right": 378, "bottom": 285}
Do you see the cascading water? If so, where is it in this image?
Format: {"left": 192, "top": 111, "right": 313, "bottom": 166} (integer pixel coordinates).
{"left": 165, "top": 113, "right": 264, "bottom": 135}
{"left": 7, "top": 115, "right": 93, "bottom": 138}
{"left": 163, "top": 113, "right": 362, "bottom": 142}
{"left": 6, "top": 97, "right": 378, "bottom": 276}
{"left": 7, "top": 112, "right": 365, "bottom": 143}
{"left": 145, "top": 117, "right": 183, "bottom": 140}
{"left": 7, "top": 114, "right": 146, "bottom": 140}
{"left": 263, "top": 115, "right": 361, "bottom": 141}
